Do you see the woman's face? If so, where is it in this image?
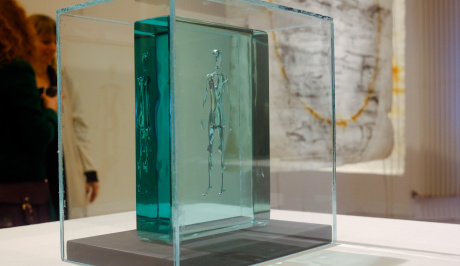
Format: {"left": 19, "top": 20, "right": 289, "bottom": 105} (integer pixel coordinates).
{"left": 36, "top": 33, "right": 56, "bottom": 65}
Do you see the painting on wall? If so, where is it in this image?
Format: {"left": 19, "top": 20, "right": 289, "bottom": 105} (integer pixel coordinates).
{"left": 264, "top": 0, "right": 395, "bottom": 170}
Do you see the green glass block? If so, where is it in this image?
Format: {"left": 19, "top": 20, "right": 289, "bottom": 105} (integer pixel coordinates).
{"left": 135, "top": 16, "right": 270, "bottom": 242}
{"left": 135, "top": 16, "right": 171, "bottom": 240}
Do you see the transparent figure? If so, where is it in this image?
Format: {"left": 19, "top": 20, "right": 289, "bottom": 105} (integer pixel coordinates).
{"left": 136, "top": 52, "right": 151, "bottom": 193}
{"left": 203, "top": 49, "right": 229, "bottom": 196}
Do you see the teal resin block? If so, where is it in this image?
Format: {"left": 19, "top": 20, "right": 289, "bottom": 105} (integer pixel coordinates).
{"left": 135, "top": 16, "right": 270, "bottom": 242}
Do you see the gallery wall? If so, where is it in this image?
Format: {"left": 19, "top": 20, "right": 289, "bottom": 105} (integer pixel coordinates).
{"left": 19, "top": 0, "right": 138, "bottom": 217}
{"left": 17, "top": 0, "right": 406, "bottom": 219}
{"left": 19, "top": 0, "right": 460, "bottom": 223}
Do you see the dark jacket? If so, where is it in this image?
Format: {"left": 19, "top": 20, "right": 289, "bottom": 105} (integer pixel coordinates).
{"left": 0, "top": 59, "right": 57, "bottom": 183}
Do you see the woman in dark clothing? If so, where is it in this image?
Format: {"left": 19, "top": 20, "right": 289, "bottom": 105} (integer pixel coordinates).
{"left": 28, "top": 14, "right": 100, "bottom": 220}
{"left": 28, "top": 14, "right": 62, "bottom": 220}
{"left": 0, "top": 0, "right": 58, "bottom": 227}
{"left": 0, "top": 0, "right": 58, "bottom": 183}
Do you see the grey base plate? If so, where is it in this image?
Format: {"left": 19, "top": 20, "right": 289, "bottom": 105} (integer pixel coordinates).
{"left": 67, "top": 220, "right": 332, "bottom": 266}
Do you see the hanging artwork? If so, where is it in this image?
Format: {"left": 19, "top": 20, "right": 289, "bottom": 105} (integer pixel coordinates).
{"left": 266, "top": 0, "right": 394, "bottom": 168}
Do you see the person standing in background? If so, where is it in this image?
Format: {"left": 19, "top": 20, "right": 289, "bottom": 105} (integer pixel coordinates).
{"left": 0, "top": 0, "right": 57, "bottom": 227}
{"left": 28, "top": 14, "right": 61, "bottom": 220}
{"left": 29, "top": 14, "right": 99, "bottom": 219}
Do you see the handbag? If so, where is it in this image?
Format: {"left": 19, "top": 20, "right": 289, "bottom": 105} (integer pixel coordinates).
{"left": 0, "top": 181, "right": 50, "bottom": 228}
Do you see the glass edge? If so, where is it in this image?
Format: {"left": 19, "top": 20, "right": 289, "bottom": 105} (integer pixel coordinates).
{"left": 56, "top": 0, "right": 116, "bottom": 15}
{"left": 169, "top": 1, "right": 181, "bottom": 265}
{"left": 56, "top": 9, "right": 65, "bottom": 261}
{"left": 330, "top": 20, "right": 337, "bottom": 244}
{"left": 226, "top": 0, "right": 334, "bottom": 21}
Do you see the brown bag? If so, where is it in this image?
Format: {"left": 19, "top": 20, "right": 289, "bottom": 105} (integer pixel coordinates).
{"left": 0, "top": 181, "right": 50, "bottom": 228}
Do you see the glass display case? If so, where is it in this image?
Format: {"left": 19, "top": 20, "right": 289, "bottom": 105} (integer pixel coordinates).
{"left": 58, "top": 0, "right": 335, "bottom": 265}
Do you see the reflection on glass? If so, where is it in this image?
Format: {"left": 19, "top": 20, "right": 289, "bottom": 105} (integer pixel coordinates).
{"left": 135, "top": 16, "right": 270, "bottom": 243}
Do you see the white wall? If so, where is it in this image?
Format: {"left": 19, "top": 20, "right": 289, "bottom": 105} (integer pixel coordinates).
{"left": 18, "top": 0, "right": 410, "bottom": 220}
{"left": 19, "top": 0, "right": 460, "bottom": 223}
{"left": 19, "top": 0, "right": 138, "bottom": 217}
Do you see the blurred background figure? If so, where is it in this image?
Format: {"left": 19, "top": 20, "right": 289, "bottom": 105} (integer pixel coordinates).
{"left": 0, "top": 0, "right": 57, "bottom": 227}
{"left": 28, "top": 14, "right": 100, "bottom": 219}
{"left": 28, "top": 14, "right": 60, "bottom": 220}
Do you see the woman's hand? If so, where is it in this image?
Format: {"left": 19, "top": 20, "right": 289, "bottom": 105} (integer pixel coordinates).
{"left": 86, "top": 181, "right": 99, "bottom": 203}
{"left": 41, "top": 92, "right": 58, "bottom": 113}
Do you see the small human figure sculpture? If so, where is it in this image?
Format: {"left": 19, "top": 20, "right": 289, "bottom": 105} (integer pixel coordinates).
{"left": 137, "top": 52, "right": 151, "bottom": 193}
{"left": 203, "top": 49, "right": 229, "bottom": 196}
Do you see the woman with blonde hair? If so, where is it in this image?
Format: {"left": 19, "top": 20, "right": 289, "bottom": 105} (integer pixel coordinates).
{"left": 0, "top": 0, "right": 57, "bottom": 227}
{"left": 29, "top": 14, "right": 99, "bottom": 220}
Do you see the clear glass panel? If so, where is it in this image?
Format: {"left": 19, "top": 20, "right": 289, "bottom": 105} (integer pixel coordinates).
{"left": 58, "top": 0, "right": 335, "bottom": 265}
{"left": 57, "top": 0, "right": 172, "bottom": 262}
{"left": 172, "top": 0, "right": 335, "bottom": 264}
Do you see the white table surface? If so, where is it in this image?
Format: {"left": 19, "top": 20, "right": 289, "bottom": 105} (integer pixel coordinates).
{"left": 1, "top": 210, "right": 459, "bottom": 266}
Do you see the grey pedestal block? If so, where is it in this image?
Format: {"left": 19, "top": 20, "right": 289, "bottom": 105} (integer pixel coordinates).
{"left": 67, "top": 220, "right": 332, "bottom": 266}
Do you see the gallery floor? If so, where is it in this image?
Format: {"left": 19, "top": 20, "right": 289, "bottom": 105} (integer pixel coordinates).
{"left": 1, "top": 210, "right": 459, "bottom": 265}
